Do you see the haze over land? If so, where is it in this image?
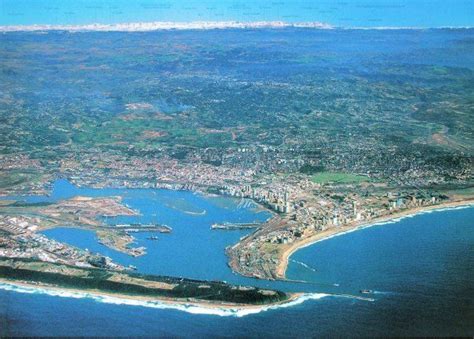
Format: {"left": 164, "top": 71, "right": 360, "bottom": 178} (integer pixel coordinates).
{"left": 0, "top": 2, "right": 473, "bottom": 333}
{"left": 0, "top": 0, "right": 473, "bottom": 336}
{"left": 1, "top": 28, "right": 472, "bottom": 191}
{"left": 1, "top": 27, "right": 473, "bottom": 279}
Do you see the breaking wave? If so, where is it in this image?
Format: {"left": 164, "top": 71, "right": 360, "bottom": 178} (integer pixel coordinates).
{"left": 0, "top": 282, "right": 371, "bottom": 317}
{"left": 293, "top": 203, "right": 474, "bottom": 253}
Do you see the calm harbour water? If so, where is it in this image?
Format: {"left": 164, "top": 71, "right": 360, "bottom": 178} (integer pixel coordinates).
{"left": 0, "top": 179, "right": 473, "bottom": 336}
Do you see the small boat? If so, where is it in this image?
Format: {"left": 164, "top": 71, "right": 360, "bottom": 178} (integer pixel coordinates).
{"left": 128, "top": 265, "right": 137, "bottom": 270}
{"left": 147, "top": 235, "right": 159, "bottom": 240}
{"left": 360, "top": 289, "right": 373, "bottom": 294}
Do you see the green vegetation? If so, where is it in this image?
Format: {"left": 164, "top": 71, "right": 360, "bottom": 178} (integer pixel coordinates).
{"left": 311, "top": 172, "right": 369, "bottom": 184}
{"left": 0, "top": 170, "right": 44, "bottom": 190}
{"left": 1, "top": 30, "right": 473, "bottom": 190}
{"left": 0, "top": 258, "right": 289, "bottom": 305}
{"left": 299, "top": 164, "right": 325, "bottom": 175}
{"left": 439, "top": 186, "right": 474, "bottom": 197}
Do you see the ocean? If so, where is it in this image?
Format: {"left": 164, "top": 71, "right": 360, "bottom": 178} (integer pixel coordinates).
{"left": 0, "top": 179, "right": 473, "bottom": 336}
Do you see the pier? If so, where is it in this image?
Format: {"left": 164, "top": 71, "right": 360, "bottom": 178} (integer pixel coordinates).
{"left": 211, "top": 222, "right": 261, "bottom": 230}
{"left": 100, "top": 223, "right": 172, "bottom": 233}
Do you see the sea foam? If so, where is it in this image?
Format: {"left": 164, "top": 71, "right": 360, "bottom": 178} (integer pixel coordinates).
{"left": 0, "top": 281, "right": 372, "bottom": 317}
{"left": 293, "top": 203, "right": 474, "bottom": 253}
{"left": 0, "top": 282, "right": 330, "bottom": 316}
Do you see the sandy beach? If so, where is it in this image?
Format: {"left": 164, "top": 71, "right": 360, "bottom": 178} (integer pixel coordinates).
{"left": 0, "top": 278, "right": 302, "bottom": 312}
{"left": 276, "top": 198, "right": 474, "bottom": 279}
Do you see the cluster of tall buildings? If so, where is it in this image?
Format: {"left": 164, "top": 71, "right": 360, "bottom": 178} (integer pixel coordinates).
{"left": 221, "top": 185, "right": 293, "bottom": 214}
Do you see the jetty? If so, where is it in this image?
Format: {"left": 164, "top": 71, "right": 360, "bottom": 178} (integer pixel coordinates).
{"left": 211, "top": 222, "right": 261, "bottom": 230}
{"left": 101, "top": 223, "right": 172, "bottom": 233}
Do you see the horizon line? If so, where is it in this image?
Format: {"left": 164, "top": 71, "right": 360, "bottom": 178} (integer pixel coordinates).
{"left": 1, "top": 21, "right": 473, "bottom": 32}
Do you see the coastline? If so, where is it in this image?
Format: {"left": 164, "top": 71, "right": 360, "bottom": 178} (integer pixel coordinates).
{"left": 0, "top": 278, "right": 303, "bottom": 316}
{"left": 0, "top": 21, "right": 333, "bottom": 32}
{"left": 0, "top": 22, "right": 471, "bottom": 33}
{"left": 276, "top": 199, "right": 474, "bottom": 279}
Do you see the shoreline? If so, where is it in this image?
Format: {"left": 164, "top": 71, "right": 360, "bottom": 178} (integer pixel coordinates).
{"left": 276, "top": 199, "right": 474, "bottom": 279}
{"left": 0, "top": 22, "right": 472, "bottom": 33}
{"left": 0, "top": 21, "right": 333, "bottom": 32}
{"left": 0, "top": 277, "right": 302, "bottom": 316}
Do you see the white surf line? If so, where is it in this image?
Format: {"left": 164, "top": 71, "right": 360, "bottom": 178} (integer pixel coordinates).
{"left": 292, "top": 203, "right": 474, "bottom": 254}
{"left": 0, "top": 281, "right": 373, "bottom": 317}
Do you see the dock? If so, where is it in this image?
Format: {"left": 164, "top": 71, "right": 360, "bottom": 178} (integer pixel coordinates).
{"left": 101, "top": 223, "right": 172, "bottom": 233}
{"left": 211, "top": 222, "right": 261, "bottom": 230}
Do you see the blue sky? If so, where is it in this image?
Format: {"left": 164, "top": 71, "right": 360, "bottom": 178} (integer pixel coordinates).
{"left": 1, "top": 0, "right": 473, "bottom": 27}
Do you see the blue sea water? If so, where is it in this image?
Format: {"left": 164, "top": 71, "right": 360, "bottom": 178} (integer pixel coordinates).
{"left": 0, "top": 180, "right": 473, "bottom": 336}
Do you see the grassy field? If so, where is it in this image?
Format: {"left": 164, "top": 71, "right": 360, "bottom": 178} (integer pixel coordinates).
{"left": 71, "top": 115, "right": 236, "bottom": 149}
{"left": 311, "top": 171, "right": 369, "bottom": 184}
{"left": 0, "top": 170, "right": 43, "bottom": 189}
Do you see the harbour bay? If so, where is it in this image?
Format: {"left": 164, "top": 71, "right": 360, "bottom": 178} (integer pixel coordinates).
{"left": 1, "top": 179, "right": 473, "bottom": 336}
{"left": 1, "top": 1, "right": 473, "bottom": 335}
